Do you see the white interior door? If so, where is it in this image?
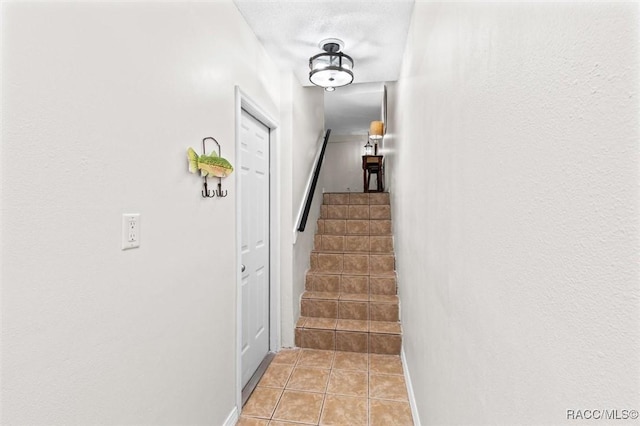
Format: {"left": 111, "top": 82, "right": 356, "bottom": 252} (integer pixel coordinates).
{"left": 240, "top": 109, "right": 270, "bottom": 388}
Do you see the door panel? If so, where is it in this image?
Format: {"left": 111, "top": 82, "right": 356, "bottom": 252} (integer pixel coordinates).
{"left": 240, "top": 109, "right": 270, "bottom": 388}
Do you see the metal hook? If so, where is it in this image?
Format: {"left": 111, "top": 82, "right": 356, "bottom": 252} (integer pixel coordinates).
{"left": 216, "top": 179, "right": 228, "bottom": 197}
{"left": 199, "top": 136, "right": 229, "bottom": 198}
{"left": 202, "top": 137, "right": 221, "bottom": 157}
{"left": 201, "top": 177, "right": 216, "bottom": 198}
{"left": 201, "top": 137, "right": 220, "bottom": 198}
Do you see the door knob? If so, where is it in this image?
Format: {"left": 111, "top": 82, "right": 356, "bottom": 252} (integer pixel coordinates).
{"left": 241, "top": 264, "right": 246, "bottom": 272}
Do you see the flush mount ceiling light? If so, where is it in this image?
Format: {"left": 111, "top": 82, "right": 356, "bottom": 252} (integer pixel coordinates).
{"left": 309, "top": 38, "right": 354, "bottom": 92}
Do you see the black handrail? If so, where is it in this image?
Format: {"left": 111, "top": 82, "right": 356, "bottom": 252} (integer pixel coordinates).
{"left": 297, "top": 129, "right": 332, "bottom": 232}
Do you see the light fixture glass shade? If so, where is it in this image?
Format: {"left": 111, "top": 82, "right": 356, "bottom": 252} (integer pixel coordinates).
{"left": 364, "top": 141, "right": 373, "bottom": 155}
{"left": 309, "top": 41, "right": 354, "bottom": 90}
{"left": 369, "top": 121, "right": 384, "bottom": 139}
{"left": 309, "top": 53, "right": 354, "bottom": 88}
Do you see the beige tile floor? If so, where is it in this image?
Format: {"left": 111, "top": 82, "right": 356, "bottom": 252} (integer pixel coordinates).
{"left": 238, "top": 348, "right": 414, "bottom": 426}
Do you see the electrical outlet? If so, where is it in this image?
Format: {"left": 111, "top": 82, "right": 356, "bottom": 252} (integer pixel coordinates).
{"left": 122, "top": 213, "right": 140, "bottom": 250}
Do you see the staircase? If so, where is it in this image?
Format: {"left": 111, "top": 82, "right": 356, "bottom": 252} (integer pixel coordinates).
{"left": 295, "top": 192, "right": 401, "bottom": 355}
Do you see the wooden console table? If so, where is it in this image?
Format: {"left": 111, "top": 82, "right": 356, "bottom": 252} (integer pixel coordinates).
{"left": 362, "top": 155, "right": 384, "bottom": 193}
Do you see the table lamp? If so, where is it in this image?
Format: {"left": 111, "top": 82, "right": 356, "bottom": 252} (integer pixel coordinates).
{"left": 369, "top": 121, "right": 384, "bottom": 155}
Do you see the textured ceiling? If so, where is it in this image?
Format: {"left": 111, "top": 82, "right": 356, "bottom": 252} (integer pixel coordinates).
{"left": 233, "top": 0, "right": 414, "bottom": 134}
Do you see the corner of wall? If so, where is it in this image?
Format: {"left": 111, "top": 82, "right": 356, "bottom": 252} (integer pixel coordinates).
{"left": 401, "top": 347, "right": 422, "bottom": 426}
{"left": 279, "top": 77, "right": 325, "bottom": 347}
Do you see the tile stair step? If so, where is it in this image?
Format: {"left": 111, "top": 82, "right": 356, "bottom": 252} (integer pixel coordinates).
{"left": 305, "top": 271, "right": 398, "bottom": 294}
{"left": 305, "top": 271, "right": 397, "bottom": 276}
{"left": 312, "top": 236, "right": 395, "bottom": 243}
{"left": 316, "top": 219, "right": 393, "bottom": 236}
{"left": 311, "top": 249, "right": 395, "bottom": 255}
{"left": 322, "top": 192, "right": 390, "bottom": 206}
{"left": 310, "top": 253, "right": 396, "bottom": 275}
{"left": 300, "top": 295, "right": 400, "bottom": 322}
{"left": 297, "top": 317, "right": 402, "bottom": 334}
{"left": 295, "top": 318, "right": 401, "bottom": 354}
{"left": 310, "top": 253, "right": 396, "bottom": 259}
{"left": 313, "top": 236, "right": 395, "bottom": 253}
{"left": 319, "top": 205, "right": 392, "bottom": 220}
{"left": 302, "top": 291, "right": 398, "bottom": 303}
{"left": 308, "top": 268, "right": 396, "bottom": 276}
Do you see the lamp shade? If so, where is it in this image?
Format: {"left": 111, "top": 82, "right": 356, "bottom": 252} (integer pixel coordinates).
{"left": 369, "top": 121, "right": 384, "bottom": 139}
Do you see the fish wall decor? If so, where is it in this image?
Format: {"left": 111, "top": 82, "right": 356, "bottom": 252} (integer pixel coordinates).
{"left": 187, "top": 147, "right": 234, "bottom": 178}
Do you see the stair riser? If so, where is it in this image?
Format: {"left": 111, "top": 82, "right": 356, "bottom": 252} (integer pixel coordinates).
{"left": 310, "top": 253, "right": 395, "bottom": 274}
{"left": 317, "top": 219, "right": 392, "bottom": 236}
{"left": 314, "top": 235, "right": 394, "bottom": 253}
{"left": 305, "top": 273, "right": 397, "bottom": 295}
{"left": 370, "top": 276, "right": 397, "bottom": 295}
{"left": 320, "top": 205, "right": 391, "bottom": 220}
{"left": 323, "top": 193, "right": 390, "bottom": 206}
{"left": 295, "top": 329, "right": 401, "bottom": 355}
{"left": 342, "top": 275, "right": 370, "bottom": 293}
{"left": 371, "top": 303, "right": 399, "bottom": 322}
{"left": 300, "top": 299, "right": 399, "bottom": 322}
{"left": 305, "top": 274, "right": 341, "bottom": 292}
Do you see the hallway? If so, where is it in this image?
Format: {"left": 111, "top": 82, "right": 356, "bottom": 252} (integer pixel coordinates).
{"left": 1, "top": 2, "right": 638, "bottom": 425}
{"left": 238, "top": 349, "right": 413, "bottom": 425}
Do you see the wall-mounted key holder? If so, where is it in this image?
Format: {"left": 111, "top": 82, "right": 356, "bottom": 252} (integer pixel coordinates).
{"left": 187, "top": 137, "right": 234, "bottom": 198}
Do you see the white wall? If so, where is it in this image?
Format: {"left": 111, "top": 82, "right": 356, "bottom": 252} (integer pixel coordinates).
{"left": 387, "top": 3, "right": 639, "bottom": 425}
{"left": 0, "top": 2, "right": 320, "bottom": 424}
{"left": 320, "top": 134, "right": 368, "bottom": 193}
{"left": 280, "top": 75, "right": 325, "bottom": 347}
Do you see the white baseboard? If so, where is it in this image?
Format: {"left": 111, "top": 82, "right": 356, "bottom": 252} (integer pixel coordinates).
{"left": 401, "top": 347, "right": 422, "bottom": 426}
{"left": 223, "top": 406, "right": 239, "bottom": 426}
